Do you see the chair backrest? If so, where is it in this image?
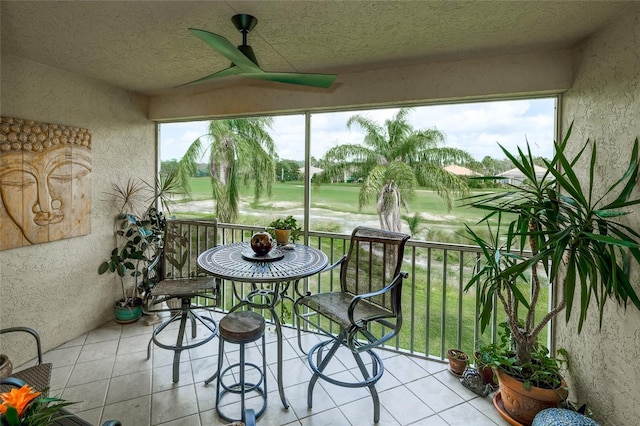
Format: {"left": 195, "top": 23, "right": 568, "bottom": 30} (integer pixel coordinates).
{"left": 162, "top": 220, "right": 191, "bottom": 279}
{"left": 341, "top": 226, "right": 410, "bottom": 311}
{"left": 153, "top": 219, "right": 220, "bottom": 280}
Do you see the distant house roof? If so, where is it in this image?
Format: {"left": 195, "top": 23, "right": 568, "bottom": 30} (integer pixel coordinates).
{"left": 496, "top": 165, "right": 548, "bottom": 185}
{"left": 298, "top": 166, "right": 324, "bottom": 177}
{"left": 497, "top": 165, "right": 547, "bottom": 180}
{"left": 444, "top": 164, "right": 480, "bottom": 176}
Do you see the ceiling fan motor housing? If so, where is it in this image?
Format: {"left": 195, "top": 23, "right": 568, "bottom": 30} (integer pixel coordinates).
{"left": 232, "top": 14, "right": 259, "bottom": 65}
{"left": 231, "top": 14, "right": 258, "bottom": 33}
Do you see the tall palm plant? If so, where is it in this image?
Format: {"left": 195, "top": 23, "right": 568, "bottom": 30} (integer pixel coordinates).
{"left": 178, "top": 117, "right": 276, "bottom": 223}
{"left": 320, "top": 108, "right": 474, "bottom": 232}
{"left": 465, "top": 123, "right": 640, "bottom": 369}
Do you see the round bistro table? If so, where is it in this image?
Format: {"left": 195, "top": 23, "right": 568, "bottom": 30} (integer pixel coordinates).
{"left": 197, "top": 242, "right": 328, "bottom": 409}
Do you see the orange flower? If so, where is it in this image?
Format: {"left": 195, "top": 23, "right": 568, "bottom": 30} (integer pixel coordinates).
{"left": 0, "top": 384, "right": 41, "bottom": 417}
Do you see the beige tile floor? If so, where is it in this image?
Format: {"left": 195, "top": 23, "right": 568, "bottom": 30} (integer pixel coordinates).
{"left": 29, "top": 310, "right": 510, "bottom": 425}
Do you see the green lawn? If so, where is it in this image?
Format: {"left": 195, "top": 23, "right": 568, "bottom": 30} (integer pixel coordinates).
{"left": 185, "top": 177, "right": 483, "bottom": 217}
{"left": 177, "top": 177, "right": 502, "bottom": 244}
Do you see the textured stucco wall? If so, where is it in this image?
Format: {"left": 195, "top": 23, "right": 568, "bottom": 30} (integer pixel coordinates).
{"left": 559, "top": 6, "right": 640, "bottom": 426}
{"left": 0, "top": 54, "right": 155, "bottom": 364}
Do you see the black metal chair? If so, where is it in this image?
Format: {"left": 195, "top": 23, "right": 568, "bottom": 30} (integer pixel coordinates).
{"left": 294, "top": 226, "right": 410, "bottom": 423}
{"left": 0, "top": 327, "right": 52, "bottom": 396}
{"left": 144, "top": 220, "right": 219, "bottom": 383}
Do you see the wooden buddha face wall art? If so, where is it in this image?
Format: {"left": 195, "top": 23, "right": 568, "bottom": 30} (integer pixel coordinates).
{"left": 0, "top": 117, "right": 92, "bottom": 250}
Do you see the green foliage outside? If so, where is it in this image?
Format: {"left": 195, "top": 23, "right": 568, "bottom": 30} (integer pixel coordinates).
{"left": 276, "top": 159, "right": 302, "bottom": 181}
{"left": 318, "top": 108, "right": 475, "bottom": 233}
{"left": 176, "top": 117, "right": 277, "bottom": 223}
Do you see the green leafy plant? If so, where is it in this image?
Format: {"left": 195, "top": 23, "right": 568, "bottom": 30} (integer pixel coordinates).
{"left": 464, "top": 123, "right": 640, "bottom": 388}
{"left": 475, "top": 323, "right": 567, "bottom": 390}
{"left": 268, "top": 215, "right": 301, "bottom": 242}
{"left": 0, "top": 384, "right": 75, "bottom": 426}
{"left": 402, "top": 213, "right": 423, "bottom": 236}
{"left": 98, "top": 170, "right": 183, "bottom": 306}
{"left": 98, "top": 207, "right": 165, "bottom": 306}
{"left": 475, "top": 341, "right": 501, "bottom": 367}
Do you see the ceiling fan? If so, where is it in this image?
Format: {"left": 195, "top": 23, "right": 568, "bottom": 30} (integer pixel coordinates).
{"left": 186, "top": 14, "right": 337, "bottom": 88}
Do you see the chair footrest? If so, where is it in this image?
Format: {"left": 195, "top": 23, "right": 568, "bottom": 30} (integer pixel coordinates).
{"left": 307, "top": 339, "right": 384, "bottom": 388}
{"left": 151, "top": 313, "right": 217, "bottom": 351}
{"left": 219, "top": 362, "right": 264, "bottom": 394}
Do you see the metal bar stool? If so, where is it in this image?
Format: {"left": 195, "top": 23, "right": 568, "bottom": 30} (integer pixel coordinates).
{"left": 214, "top": 310, "right": 267, "bottom": 424}
{"left": 146, "top": 284, "right": 218, "bottom": 382}
{"left": 144, "top": 220, "right": 219, "bottom": 383}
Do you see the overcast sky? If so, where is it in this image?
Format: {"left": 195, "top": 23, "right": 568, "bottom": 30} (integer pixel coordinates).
{"left": 160, "top": 97, "right": 556, "bottom": 163}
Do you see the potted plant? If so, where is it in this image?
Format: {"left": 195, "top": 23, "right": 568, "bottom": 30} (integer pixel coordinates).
{"left": 464, "top": 124, "right": 640, "bottom": 424}
{"left": 0, "top": 383, "right": 76, "bottom": 425}
{"left": 98, "top": 170, "right": 182, "bottom": 323}
{"left": 268, "top": 215, "right": 301, "bottom": 245}
{"left": 446, "top": 349, "right": 469, "bottom": 376}
{"left": 474, "top": 341, "right": 499, "bottom": 387}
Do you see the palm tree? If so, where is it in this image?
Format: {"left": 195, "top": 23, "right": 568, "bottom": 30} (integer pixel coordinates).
{"left": 178, "top": 117, "right": 276, "bottom": 223}
{"left": 321, "top": 108, "right": 473, "bottom": 232}
{"left": 403, "top": 213, "right": 423, "bottom": 236}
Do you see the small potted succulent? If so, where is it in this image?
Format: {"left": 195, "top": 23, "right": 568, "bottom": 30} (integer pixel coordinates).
{"left": 268, "top": 215, "right": 301, "bottom": 245}
{"left": 446, "top": 349, "right": 469, "bottom": 376}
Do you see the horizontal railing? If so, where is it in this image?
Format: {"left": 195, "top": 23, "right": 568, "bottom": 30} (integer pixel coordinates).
{"left": 165, "top": 219, "right": 549, "bottom": 363}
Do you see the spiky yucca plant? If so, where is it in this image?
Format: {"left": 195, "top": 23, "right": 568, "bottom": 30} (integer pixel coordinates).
{"left": 465, "top": 124, "right": 640, "bottom": 383}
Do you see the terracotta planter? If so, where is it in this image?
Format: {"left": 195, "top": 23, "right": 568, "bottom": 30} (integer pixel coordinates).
{"left": 474, "top": 351, "right": 497, "bottom": 386}
{"left": 446, "top": 349, "right": 469, "bottom": 375}
{"left": 495, "top": 368, "right": 568, "bottom": 426}
{"left": 274, "top": 228, "right": 291, "bottom": 245}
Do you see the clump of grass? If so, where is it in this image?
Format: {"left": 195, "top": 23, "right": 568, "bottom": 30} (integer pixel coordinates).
{"left": 313, "top": 221, "right": 342, "bottom": 233}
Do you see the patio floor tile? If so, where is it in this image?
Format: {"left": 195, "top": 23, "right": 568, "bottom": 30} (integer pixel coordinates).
{"left": 39, "top": 319, "right": 511, "bottom": 425}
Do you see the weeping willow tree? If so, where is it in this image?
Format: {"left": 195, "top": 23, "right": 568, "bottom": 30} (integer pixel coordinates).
{"left": 321, "top": 108, "right": 473, "bottom": 232}
{"left": 177, "top": 117, "right": 276, "bottom": 222}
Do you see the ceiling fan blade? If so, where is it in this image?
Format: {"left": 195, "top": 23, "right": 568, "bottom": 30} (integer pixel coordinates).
{"left": 189, "top": 28, "right": 261, "bottom": 73}
{"left": 185, "top": 16, "right": 337, "bottom": 89}
{"left": 178, "top": 66, "right": 244, "bottom": 87}
{"left": 243, "top": 72, "right": 337, "bottom": 88}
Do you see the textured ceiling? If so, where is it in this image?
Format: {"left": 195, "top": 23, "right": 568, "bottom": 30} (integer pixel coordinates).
{"left": 0, "top": 1, "right": 631, "bottom": 96}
